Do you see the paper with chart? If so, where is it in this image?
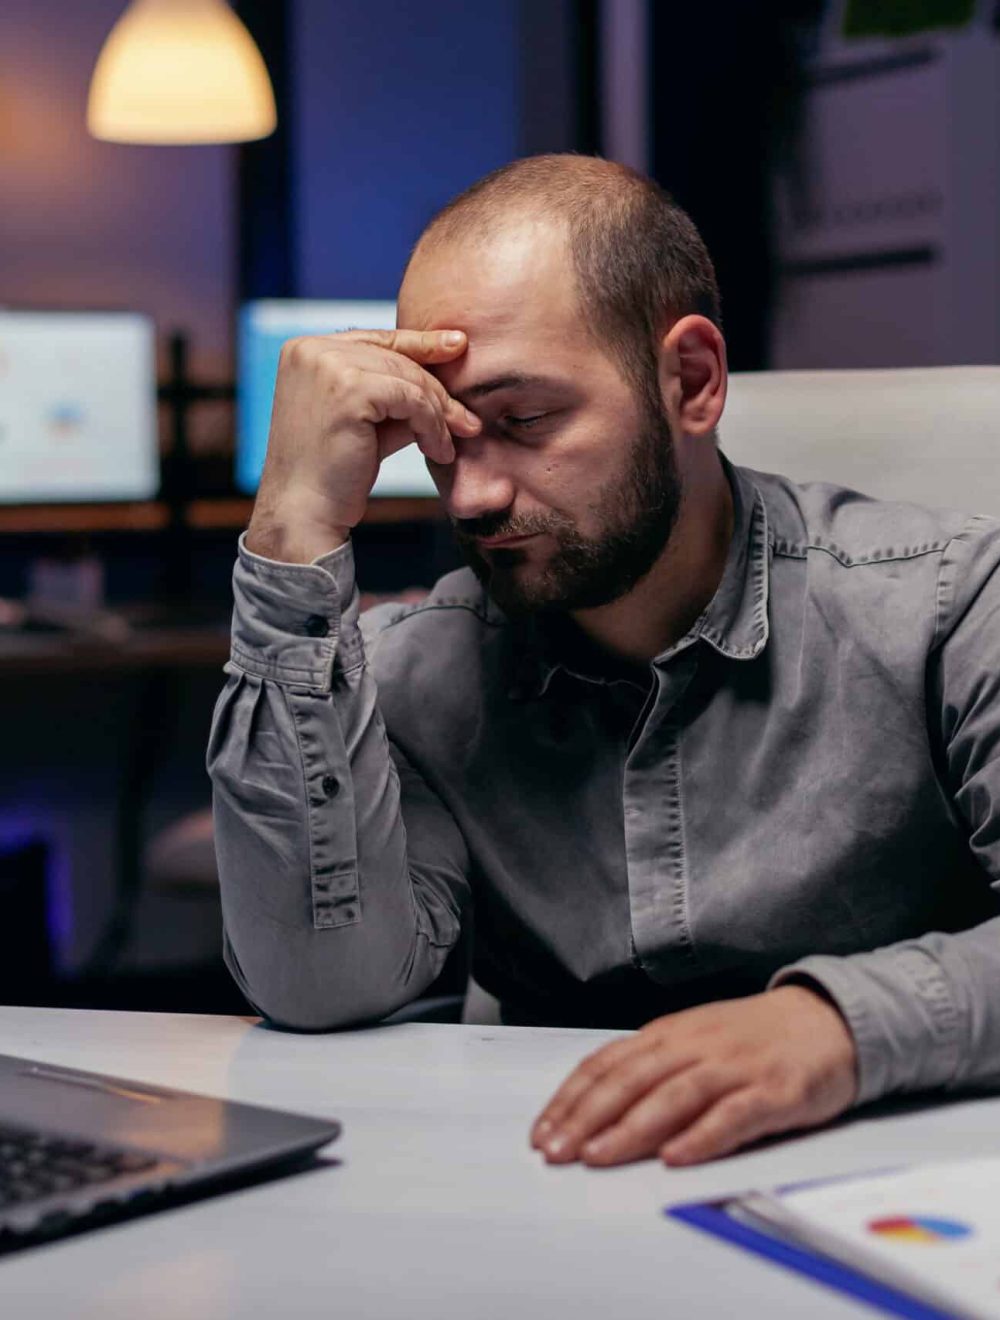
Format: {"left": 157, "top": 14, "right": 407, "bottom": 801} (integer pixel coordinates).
{"left": 739, "top": 1156, "right": 1000, "bottom": 1319}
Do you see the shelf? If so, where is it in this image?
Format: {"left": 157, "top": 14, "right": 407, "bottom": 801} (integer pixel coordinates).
{"left": 0, "top": 503, "right": 170, "bottom": 533}
{"left": 0, "top": 496, "right": 445, "bottom": 535}
{"left": 0, "top": 624, "right": 231, "bottom": 676}
{"left": 186, "top": 496, "right": 444, "bottom": 529}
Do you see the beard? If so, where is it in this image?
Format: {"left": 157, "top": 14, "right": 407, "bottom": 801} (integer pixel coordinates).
{"left": 453, "top": 400, "right": 683, "bottom": 617}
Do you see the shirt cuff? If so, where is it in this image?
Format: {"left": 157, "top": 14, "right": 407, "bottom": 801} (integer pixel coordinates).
{"left": 228, "top": 531, "right": 363, "bottom": 692}
{"left": 768, "top": 944, "right": 963, "bottom": 1106}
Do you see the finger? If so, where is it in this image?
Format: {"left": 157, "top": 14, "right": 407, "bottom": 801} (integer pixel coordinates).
{"left": 578, "top": 1066, "right": 735, "bottom": 1167}
{"left": 339, "top": 327, "right": 469, "bottom": 365}
{"left": 537, "top": 1047, "right": 691, "bottom": 1164}
{"left": 378, "top": 419, "right": 424, "bottom": 462}
{"left": 325, "top": 338, "right": 481, "bottom": 437}
{"left": 531, "top": 1037, "right": 645, "bottom": 1147}
{"left": 385, "top": 353, "right": 480, "bottom": 435}
{"left": 375, "top": 352, "right": 480, "bottom": 438}
{"left": 364, "top": 373, "right": 453, "bottom": 464}
{"left": 660, "top": 1087, "right": 776, "bottom": 1166}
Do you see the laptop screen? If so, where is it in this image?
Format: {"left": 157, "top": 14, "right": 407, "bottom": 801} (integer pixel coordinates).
{"left": 0, "top": 311, "right": 158, "bottom": 504}
{"left": 236, "top": 299, "right": 439, "bottom": 499}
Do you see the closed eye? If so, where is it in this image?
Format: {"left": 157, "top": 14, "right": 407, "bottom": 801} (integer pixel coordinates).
{"left": 503, "top": 413, "right": 547, "bottom": 429}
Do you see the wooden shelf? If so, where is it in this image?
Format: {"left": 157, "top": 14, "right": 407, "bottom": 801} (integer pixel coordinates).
{"left": 0, "top": 624, "right": 232, "bottom": 676}
{"left": 357, "top": 496, "right": 445, "bottom": 525}
{"left": 184, "top": 498, "right": 253, "bottom": 530}
{"left": 0, "top": 496, "right": 445, "bottom": 535}
{"left": 186, "top": 495, "right": 444, "bottom": 529}
{"left": 0, "top": 503, "right": 169, "bottom": 534}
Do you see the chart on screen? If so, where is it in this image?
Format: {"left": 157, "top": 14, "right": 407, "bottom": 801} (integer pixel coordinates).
{"left": 0, "top": 311, "right": 158, "bottom": 504}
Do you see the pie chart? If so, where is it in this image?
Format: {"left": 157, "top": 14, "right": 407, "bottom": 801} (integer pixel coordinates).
{"left": 868, "top": 1216, "right": 972, "bottom": 1243}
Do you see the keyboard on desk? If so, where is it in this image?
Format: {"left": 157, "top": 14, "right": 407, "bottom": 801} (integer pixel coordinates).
{"left": 0, "top": 1052, "right": 340, "bottom": 1249}
{"left": 0, "top": 1120, "right": 182, "bottom": 1240}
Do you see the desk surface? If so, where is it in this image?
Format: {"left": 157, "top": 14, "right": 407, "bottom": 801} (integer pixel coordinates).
{"left": 0, "top": 1007, "right": 996, "bottom": 1319}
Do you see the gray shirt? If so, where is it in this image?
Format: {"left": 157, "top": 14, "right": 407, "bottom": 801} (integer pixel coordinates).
{"left": 208, "top": 459, "right": 1000, "bottom": 1106}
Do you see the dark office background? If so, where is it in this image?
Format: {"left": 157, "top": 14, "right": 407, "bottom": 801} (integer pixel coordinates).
{"left": 0, "top": 0, "right": 994, "bottom": 1012}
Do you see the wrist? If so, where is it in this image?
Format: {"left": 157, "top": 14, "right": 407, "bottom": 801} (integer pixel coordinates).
{"left": 773, "top": 981, "right": 859, "bottom": 1096}
{"left": 771, "top": 979, "right": 847, "bottom": 1028}
{"left": 246, "top": 489, "right": 352, "bottom": 564}
{"left": 245, "top": 516, "right": 350, "bottom": 565}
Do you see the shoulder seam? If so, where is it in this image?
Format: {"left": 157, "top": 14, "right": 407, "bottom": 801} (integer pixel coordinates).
{"left": 772, "top": 539, "right": 947, "bottom": 568}
{"left": 378, "top": 600, "right": 505, "bottom": 632}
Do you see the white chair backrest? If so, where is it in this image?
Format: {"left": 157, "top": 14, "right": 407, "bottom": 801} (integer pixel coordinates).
{"left": 720, "top": 367, "right": 1000, "bottom": 517}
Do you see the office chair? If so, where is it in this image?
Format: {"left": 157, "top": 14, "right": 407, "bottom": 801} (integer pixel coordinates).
{"left": 721, "top": 366, "right": 1000, "bottom": 516}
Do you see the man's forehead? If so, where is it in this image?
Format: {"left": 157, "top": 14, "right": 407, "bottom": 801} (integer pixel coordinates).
{"left": 397, "top": 218, "right": 581, "bottom": 338}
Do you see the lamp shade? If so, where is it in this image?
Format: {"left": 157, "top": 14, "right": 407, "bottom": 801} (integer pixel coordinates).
{"left": 87, "top": 0, "right": 277, "bottom": 145}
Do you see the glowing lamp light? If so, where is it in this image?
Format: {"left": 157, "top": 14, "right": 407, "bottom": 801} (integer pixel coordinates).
{"left": 87, "top": 0, "right": 277, "bottom": 145}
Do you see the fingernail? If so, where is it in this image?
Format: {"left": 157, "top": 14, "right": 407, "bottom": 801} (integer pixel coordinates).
{"left": 544, "top": 1132, "right": 569, "bottom": 1158}
{"left": 582, "top": 1136, "right": 607, "bottom": 1159}
{"left": 443, "top": 331, "right": 464, "bottom": 346}
{"left": 464, "top": 407, "right": 480, "bottom": 426}
{"left": 533, "top": 1119, "right": 553, "bottom": 1142}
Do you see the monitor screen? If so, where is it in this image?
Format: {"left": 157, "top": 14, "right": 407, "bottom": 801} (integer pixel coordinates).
{"left": 0, "top": 311, "right": 158, "bottom": 504}
{"left": 236, "top": 299, "right": 440, "bottom": 499}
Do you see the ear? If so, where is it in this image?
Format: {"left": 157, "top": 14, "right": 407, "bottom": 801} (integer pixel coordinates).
{"left": 657, "top": 315, "right": 727, "bottom": 438}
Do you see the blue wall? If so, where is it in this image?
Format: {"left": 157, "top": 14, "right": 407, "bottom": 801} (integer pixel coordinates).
{"left": 294, "top": 0, "right": 521, "bottom": 300}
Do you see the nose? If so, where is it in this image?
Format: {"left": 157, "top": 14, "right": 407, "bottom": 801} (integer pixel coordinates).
{"left": 439, "top": 436, "right": 516, "bottom": 523}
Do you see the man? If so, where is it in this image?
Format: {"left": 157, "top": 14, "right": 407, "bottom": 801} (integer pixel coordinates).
{"left": 208, "top": 155, "right": 1000, "bottom": 1169}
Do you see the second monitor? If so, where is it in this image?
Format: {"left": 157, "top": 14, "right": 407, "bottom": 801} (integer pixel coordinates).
{"left": 0, "top": 310, "right": 158, "bottom": 505}
{"left": 236, "top": 300, "right": 439, "bottom": 500}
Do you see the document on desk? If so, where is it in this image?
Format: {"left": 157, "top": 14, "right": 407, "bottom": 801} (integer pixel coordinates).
{"left": 667, "top": 1156, "right": 1000, "bottom": 1320}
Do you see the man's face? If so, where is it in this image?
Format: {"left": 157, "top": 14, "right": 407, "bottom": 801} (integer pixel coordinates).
{"left": 397, "top": 218, "right": 683, "bottom": 616}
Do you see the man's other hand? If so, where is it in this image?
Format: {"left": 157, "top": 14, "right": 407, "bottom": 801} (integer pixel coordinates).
{"left": 530, "top": 985, "right": 858, "bottom": 1167}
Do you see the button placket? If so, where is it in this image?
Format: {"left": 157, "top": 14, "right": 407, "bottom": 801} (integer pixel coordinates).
{"left": 287, "top": 689, "right": 360, "bottom": 930}
{"left": 622, "top": 654, "right": 702, "bottom": 981}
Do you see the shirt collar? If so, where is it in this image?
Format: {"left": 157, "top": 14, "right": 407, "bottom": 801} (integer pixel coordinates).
{"left": 696, "top": 456, "right": 771, "bottom": 662}
{"left": 507, "top": 457, "right": 771, "bottom": 701}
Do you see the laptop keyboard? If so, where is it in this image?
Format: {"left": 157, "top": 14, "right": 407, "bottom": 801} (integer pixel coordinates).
{"left": 0, "top": 1121, "right": 160, "bottom": 1209}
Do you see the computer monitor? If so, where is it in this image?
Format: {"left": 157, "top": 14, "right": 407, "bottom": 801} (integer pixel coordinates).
{"left": 236, "top": 300, "right": 439, "bottom": 499}
{"left": 0, "top": 311, "right": 158, "bottom": 504}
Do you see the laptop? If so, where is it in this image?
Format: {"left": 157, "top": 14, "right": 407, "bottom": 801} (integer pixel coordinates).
{"left": 0, "top": 1053, "right": 340, "bottom": 1244}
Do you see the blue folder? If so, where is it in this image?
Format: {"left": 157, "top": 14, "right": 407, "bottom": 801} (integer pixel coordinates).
{"left": 666, "top": 1198, "right": 958, "bottom": 1320}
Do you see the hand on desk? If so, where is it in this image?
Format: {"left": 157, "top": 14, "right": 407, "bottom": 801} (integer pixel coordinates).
{"left": 530, "top": 985, "right": 858, "bottom": 1167}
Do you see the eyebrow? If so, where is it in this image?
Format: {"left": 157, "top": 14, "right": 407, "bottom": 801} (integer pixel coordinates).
{"left": 455, "top": 372, "right": 557, "bottom": 403}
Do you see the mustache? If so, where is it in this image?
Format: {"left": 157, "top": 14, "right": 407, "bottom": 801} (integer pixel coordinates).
{"left": 452, "top": 512, "right": 555, "bottom": 542}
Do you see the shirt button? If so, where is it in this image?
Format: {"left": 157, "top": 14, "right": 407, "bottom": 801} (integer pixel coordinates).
{"left": 322, "top": 775, "right": 339, "bottom": 798}
{"left": 304, "top": 614, "right": 329, "bottom": 638}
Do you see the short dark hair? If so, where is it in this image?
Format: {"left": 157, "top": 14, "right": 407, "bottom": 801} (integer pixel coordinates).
{"left": 411, "top": 154, "right": 721, "bottom": 409}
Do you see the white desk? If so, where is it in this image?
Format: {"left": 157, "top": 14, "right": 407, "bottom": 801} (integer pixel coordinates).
{"left": 0, "top": 1007, "right": 996, "bottom": 1319}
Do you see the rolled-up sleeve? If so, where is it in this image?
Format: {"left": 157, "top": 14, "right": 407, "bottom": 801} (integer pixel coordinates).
{"left": 770, "top": 515, "right": 1000, "bottom": 1105}
{"left": 206, "top": 534, "right": 470, "bottom": 1030}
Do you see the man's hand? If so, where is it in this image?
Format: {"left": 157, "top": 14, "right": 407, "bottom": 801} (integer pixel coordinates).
{"left": 246, "top": 328, "right": 482, "bottom": 564}
{"left": 530, "top": 985, "right": 858, "bottom": 1168}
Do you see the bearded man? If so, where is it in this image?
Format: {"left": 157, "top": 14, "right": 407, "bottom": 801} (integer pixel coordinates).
{"left": 208, "top": 155, "right": 1000, "bottom": 1167}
